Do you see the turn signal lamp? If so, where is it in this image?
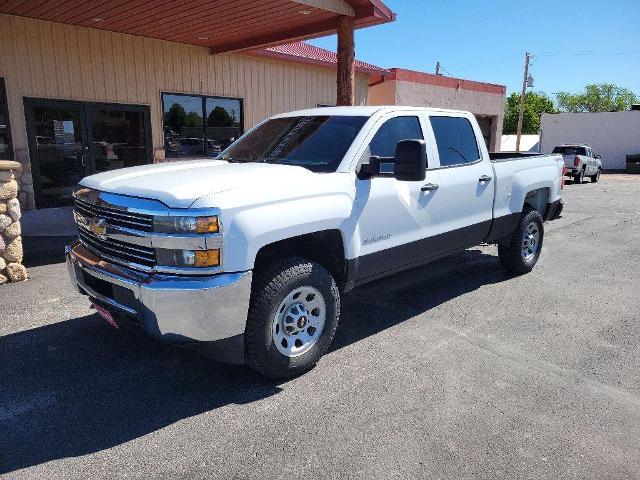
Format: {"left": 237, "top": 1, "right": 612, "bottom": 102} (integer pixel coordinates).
{"left": 195, "top": 249, "right": 220, "bottom": 267}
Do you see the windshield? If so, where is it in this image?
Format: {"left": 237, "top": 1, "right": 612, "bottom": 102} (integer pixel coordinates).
{"left": 217, "top": 115, "right": 368, "bottom": 172}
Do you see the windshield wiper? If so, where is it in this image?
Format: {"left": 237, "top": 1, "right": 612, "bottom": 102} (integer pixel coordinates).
{"left": 225, "top": 157, "right": 254, "bottom": 163}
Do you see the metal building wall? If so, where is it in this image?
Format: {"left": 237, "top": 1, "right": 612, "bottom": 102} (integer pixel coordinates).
{"left": 540, "top": 112, "right": 640, "bottom": 170}
{"left": 0, "top": 13, "right": 369, "bottom": 162}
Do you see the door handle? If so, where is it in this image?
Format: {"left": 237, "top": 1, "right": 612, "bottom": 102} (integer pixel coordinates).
{"left": 478, "top": 175, "right": 492, "bottom": 182}
{"left": 421, "top": 183, "right": 439, "bottom": 192}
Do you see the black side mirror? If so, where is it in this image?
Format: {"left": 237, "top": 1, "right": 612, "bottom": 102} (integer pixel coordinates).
{"left": 595, "top": 154, "right": 601, "bottom": 159}
{"left": 394, "top": 139, "right": 427, "bottom": 182}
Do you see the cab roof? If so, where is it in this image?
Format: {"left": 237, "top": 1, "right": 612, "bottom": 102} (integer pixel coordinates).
{"left": 273, "top": 105, "right": 472, "bottom": 118}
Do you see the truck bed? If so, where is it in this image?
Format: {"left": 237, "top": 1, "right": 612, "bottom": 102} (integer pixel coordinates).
{"left": 489, "top": 152, "right": 548, "bottom": 161}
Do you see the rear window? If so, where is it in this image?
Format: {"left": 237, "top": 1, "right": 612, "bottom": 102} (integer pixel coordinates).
{"left": 429, "top": 116, "right": 480, "bottom": 167}
{"left": 553, "top": 146, "right": 586, "bottom": 155}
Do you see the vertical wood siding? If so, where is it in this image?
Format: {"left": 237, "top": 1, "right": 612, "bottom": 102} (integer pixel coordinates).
{"left": 0, "top": 13, "right": 369, "bottom": 152}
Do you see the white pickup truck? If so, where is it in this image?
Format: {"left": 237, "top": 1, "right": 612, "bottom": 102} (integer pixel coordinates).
{"left": 552, "top": 144, "right": 602, "bottom": 184}
{"left": 66, "top": 106, "right": 564, "bottom": 378}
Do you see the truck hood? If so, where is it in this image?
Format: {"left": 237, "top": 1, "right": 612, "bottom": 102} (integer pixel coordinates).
{"left": 80, "top": 160, "right": 318, "bottom": 208}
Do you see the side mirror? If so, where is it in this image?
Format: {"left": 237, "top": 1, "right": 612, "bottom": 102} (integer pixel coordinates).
{"left": 394, "top": 139, "right": 427, "bottom": 182}
{"left": 595, "top": 154, "right": 602, "bottom": 159}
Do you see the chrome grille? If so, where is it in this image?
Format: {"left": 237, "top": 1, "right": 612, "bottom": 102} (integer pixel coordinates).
{"left": 74, "top": 198, "right": 153, "bottom": 232}
{"left": 78, "top": 227, "right": 156, "bottom": 268}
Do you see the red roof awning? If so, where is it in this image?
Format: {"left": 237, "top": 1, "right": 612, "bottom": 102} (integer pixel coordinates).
{"left": 0, "top": 0, "right": 395, "bottom": 54}
{"left": 253, "top": 41, "right": 388, "bottom": 75}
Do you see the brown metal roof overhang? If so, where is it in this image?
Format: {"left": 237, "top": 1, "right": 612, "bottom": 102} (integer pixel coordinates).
{"left": 0, "top": 0, "right": 396, "bottom": 54}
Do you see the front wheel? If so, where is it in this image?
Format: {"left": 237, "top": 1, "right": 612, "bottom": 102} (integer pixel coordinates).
{"left": 591, "top": 168, "right": 601, "bottom": 183}
{"left": 498, "top": 209, "right": 544, "bottom": 274}
{"left": 245, "top": 257, "right": 340, "bottom": 379}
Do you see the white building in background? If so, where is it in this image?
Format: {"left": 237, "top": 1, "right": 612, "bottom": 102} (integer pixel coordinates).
{"left": 501, "top": 135, "right": 540, "bottom": 152}
{"left": 540, "top": 109, "right": 640, "bottom": 170}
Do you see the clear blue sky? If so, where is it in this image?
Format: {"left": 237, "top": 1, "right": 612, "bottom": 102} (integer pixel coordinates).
{"left": 309, "top": 0, "right": 640, "bottom": 99}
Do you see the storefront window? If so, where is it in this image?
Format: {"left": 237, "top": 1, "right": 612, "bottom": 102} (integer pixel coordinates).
{"left": 162, "top": 93, "right": 242, "bottom": 158}
{"left": 0, "top": 78, "right": 14, "bottom": 160}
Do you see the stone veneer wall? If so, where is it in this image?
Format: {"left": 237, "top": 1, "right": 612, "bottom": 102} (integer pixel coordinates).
{"left": 0, "top": 160, "right": 27, "bottom": 284}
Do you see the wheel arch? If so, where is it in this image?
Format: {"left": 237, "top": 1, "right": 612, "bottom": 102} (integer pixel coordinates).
{"left": 254, "top": 229, "right": 348, "bottom": 289}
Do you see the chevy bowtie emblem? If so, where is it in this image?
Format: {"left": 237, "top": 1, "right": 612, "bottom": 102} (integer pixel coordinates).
{"left": 89, "top": 218, "right": 107, "bottom": 239}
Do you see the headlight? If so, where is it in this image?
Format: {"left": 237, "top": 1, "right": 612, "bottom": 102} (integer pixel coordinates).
{"left": 156, "top": 248, "right": 220, "bottom": 268}
{"left": 153, "top": 215, "right": 219, "bottom": 234}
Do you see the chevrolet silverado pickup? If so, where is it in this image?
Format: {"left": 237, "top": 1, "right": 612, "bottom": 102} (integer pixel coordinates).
{"left": 67, "top": 106, "right": 564, "bottom": 378}
{"left": 552, "top": 144, "right": 602, "bottom": 184}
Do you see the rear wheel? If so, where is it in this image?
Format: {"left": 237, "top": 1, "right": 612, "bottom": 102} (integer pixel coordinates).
{"left": 591, "top": 168, "right": 601, "bottom": 183}
{"left": 245, "top": 257, "right": 340, "bottom": 379}
{"left": 498, "top": 209, "right": 544, "bottom": 274}
{"left": 574, "top": 169, "right": 584, "bottom": 184}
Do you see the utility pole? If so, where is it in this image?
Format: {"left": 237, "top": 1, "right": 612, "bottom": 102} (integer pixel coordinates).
{"left": 515, "top": 52, "right": 532, "bottom": 152}
{"left": 435, "top": 61, "right": 441, "bottom": 76}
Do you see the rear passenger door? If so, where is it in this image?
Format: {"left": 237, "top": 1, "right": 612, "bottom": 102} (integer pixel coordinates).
{"left": 428, "top": 114, "right": 494, "bottom": 250}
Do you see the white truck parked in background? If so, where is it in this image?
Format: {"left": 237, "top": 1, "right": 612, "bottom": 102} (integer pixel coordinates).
{"left": 552, "top": 144, "right": 602, "bottom": 184}
{"left": 67, "top": 106, "right": 564, "bottom": 379}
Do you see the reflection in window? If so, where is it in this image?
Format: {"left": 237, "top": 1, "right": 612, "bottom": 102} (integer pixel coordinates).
{"left": 162, "top": 93, "right": 242, "bottom": 158}
{"left": 430, "top": 116, "right": 480, "bottom": 167}
{"left": 90, "top": 109, "right": 148, "bottom": 173}
{"left": 0, "top": 78, "right": 13, "bottom": 160}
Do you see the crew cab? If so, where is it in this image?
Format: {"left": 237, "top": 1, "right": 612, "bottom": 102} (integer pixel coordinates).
{"left": 66, "top": 106, "right": 564, "bottom": 378}
{"left": 552, "top": 144, "right": 602, "bottom": 184}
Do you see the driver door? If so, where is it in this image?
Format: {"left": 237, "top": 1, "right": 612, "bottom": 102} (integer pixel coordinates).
{"left": 353, "top": 113, "right": 443, "bottom": 282}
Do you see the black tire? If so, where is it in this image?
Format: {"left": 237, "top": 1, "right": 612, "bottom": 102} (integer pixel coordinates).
{"left": 574, "top": 169, "right": 584, "bottom": 184}
{"left": 498, "top": 209, "right": 544, "bottom": 274}
{"left": 245, "top": 257, "right": 340, "bottom": 379}
{"left": 591, "top": 168, "right": 601, "bottom": 183}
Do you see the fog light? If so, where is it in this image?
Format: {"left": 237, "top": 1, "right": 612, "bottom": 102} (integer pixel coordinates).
{"left": 156, "top": 248, "right": 220, "bottom": 268}
{"left": 195, "top": 249, "right": 220, "bottom": 267}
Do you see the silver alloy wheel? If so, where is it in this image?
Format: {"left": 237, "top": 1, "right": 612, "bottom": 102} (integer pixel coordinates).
{"left": 522, "top": 221, "right": 540, "bottom": 262}
{"left": 272, "top": 285, "right": 326, "bottom": 358}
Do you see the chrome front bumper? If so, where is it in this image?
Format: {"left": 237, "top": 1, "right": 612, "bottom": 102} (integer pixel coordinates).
{"left": 66, "top": 240, "right": 252, "bottom": 344}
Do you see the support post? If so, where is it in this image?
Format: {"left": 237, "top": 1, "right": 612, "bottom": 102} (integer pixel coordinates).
{"left": 336, "top": 15, "right": 355, "bottom": 106}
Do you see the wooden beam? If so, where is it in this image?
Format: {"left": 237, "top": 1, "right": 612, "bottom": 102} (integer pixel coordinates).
{"left": 209, "top": 17, "right": 340, "bottom": 54}
{"left": 292, "top": 0, "right": 355, "bottom": 16}
{"left": 336, "top": 15, "right": 355, "bottom": 106}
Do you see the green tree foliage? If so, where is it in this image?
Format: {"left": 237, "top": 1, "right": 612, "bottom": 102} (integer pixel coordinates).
{"left": 556, "top": 83, "right": 638, "bottom": 112}
{"left": 207, "top": 106, "right": 234, "bottom": 127}
{"left": 165, "top": 103, "right": 187, "bottom": 133}
{"left": 503, "top": 91, "right": 557, "bottom": 134}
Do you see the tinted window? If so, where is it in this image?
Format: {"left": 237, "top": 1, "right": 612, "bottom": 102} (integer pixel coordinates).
{"left": 430, "top": 116, "right": 480, "bottom": 166}
{"left": 0, "top": 78, "right": 12, "bottom": 160}
{"left": 163, "top": 93, "right": 243, "bottom": 158}
{"left": 552, "top": 146, "right": 586, "bottom": 156}
{"left": 219, "top": 116, "right": 367, "bottom": 173}
{"left": 369, "top": 116, "right": 423, "bottom": 158}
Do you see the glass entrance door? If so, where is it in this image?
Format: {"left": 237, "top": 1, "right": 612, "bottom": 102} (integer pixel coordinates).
{"left": 89, "top": 106, "right": 149, "bottom": 174}
{"left": 28, "top": 102, "right": 89, "bottom": 208}
{"left": 25, "top": 99, "right": 152, "bottom": 209}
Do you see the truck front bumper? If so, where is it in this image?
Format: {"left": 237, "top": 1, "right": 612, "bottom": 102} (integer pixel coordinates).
{"left": 66, "top": 240, "right": 252, "bottom": 350}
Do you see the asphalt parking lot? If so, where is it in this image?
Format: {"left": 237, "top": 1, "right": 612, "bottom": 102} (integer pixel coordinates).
{"left": 1, "top": 174, "right": 639, "bottom": 479}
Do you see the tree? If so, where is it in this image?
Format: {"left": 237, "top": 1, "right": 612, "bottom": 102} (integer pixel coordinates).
{"left": 165, "top": 103, "right": 187, "bottom": 133}
{"left": 503, "top": 91, "right": 557, "bottom": 134}
{"left": 207, "top": 106, "right": 234, "bottom": 127}
{"left": 556, "top": 83, "right": 638, "bottom": 112}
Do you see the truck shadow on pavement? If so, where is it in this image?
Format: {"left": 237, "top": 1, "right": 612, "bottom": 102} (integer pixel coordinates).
{"left": 332, "top": 247, "right": 513, "bottom": 351}
{"left": 0, "top": 248, "right": 512, "bottom": 473}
